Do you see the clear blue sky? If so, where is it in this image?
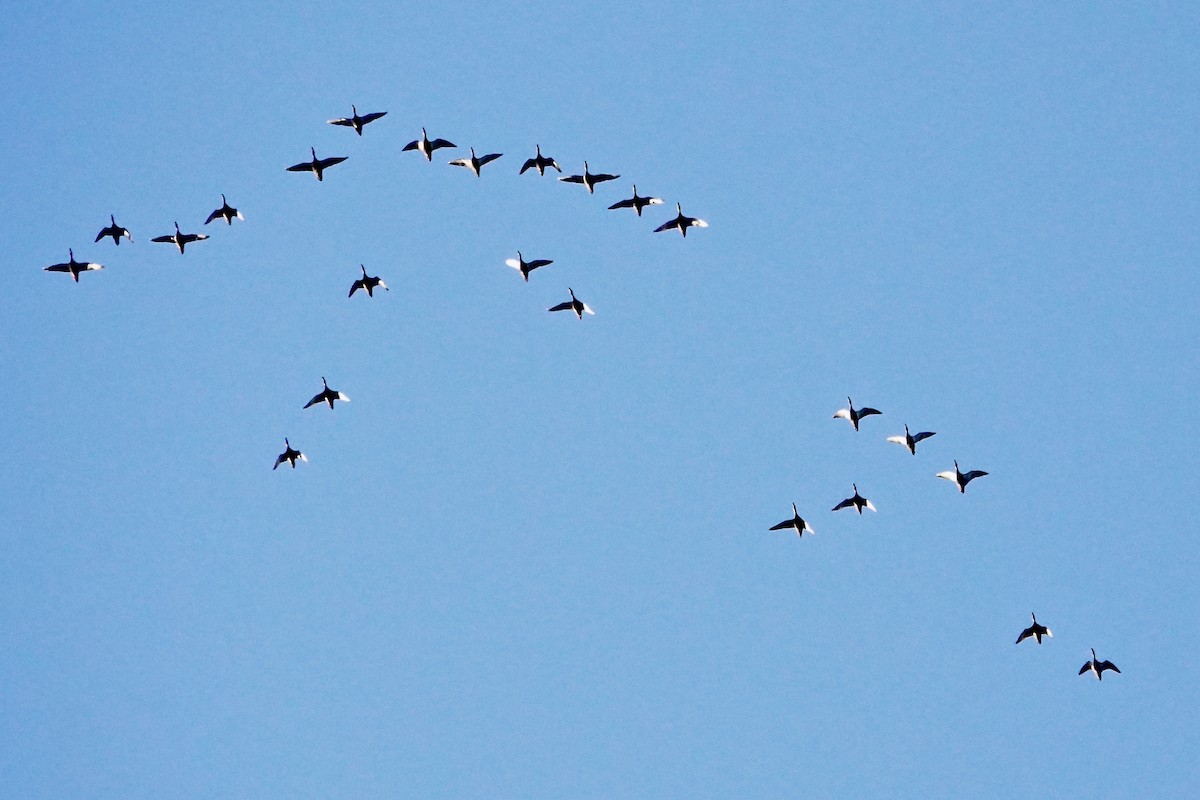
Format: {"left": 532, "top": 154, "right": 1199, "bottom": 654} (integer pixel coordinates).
{"left": 3, "top": 2, "right": 1198, "bottom": 797}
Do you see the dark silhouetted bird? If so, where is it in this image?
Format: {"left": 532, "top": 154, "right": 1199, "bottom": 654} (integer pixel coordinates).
{"left": 304, "top": 377, "right": 350, "bottom": 409}
{"left": 833, "top": 484, "right": 876, "bottom": 514}
{"left": 95, "top": 215, "right": 132, "bottom": 245}
{"left": 349, "top": 265, "right": 388, "bottom": 298}
{"left": 1015, "top": 613, "right": 1053, "bottom": 645}
{"left": 44, "top": 249, "right": 103, "bottom": 282}
{"left": 505, "top": 251, "right": 553, "bottom": 282}
{"left": 887, "top": 424, "right": 936, "bottom": 455}
{"left": 833, "top": 397, "right": 882, "bottom": 431}
{"left": 548, "top": 287, "right": 594, "bottom": 319}
{"left": 519, "top": 144, "right": 561, "bottom": 175}
{"left": 654, "top": 202, "right": 709, "bottom": 236}
{"left": 936, "top": 460, "right": 988, "bottom": 493}
{"left": 402, "top": 128, "right": 456, "bottom": 161}
{"left": 769, "top": 503, "right": 814, "bottom": 538}
{"left": 286, "top": 147, "right": 348, "bottom": 181}
{"left": 608, "top": 184, "right": 664, "bottom": 216}
{"left": 328, "top": 105, "right": 387, "bottom": 135}
{"left": 1079, "top": 649, "right": 1120, "bottom": 680}
{"left": 449, "top": 147, "right": 503, "bottom": 176}
{"left": 559, "top": 161, "right": 619, "bottom": 194}
{"left": 205, "top": 194, "right": 244, "bottom": 225}
{"left": 273, "top": 439, "right": 307, "bottom": 470}
{"left": 151, "top": 222, "right": 209, "bottom": 254}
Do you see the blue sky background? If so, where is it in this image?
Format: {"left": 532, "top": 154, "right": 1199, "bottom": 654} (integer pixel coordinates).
{"left": 3, "top": 2, "right": 1198, "bottom": 797}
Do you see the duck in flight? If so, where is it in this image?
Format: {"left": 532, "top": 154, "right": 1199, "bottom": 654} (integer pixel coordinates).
{"left": 151, "top": 222, "right": 209, "bottom": 254}
{"left": 833, "top": 397, "right": 882, "bottom": 431}
{"left": 449, "top": 147, "right": 503, "bottom": 176}
{"left": 205, "top": 194, "right": 244, "bottom": 225}
{"left": 769, "top": 503, "right": 814, "bottom": 538}
{"left": 1079, "top": 649, "right": 1120, "bottom": 681}
{"left": 1015, "top": 613, "right": 1053, "bottom": 645}
{"left": 273, "top": 439, "right": 308, "bottom": 470}
{"left": 349, "top": 265, "right": 388, "bottom": 298}
{"left": 654, "top": 202, "right": 709, "bottom": 237}
{"left": 95, "top": 215, "right": 132, "bottom": 245}
{"left": 327, "top": 105, "right": 387, "bottom": 136}
{"left": 519, "top": 144, "right": 561, "bottom": 175}
{"left": 936, "top": 461, "right": 988, "bottom": 493}
{"left": 402, "top": 128, "right": 456, "bottom": 161}
{"left": 559, "top": 161, "right": 619, "bottom": 194}
{"left": 44, "top": 249, "right": 103, "bottom": 282}
{"left": 505, "top": 251, "right": 553, "bottom": 282}
{"left": 286, "top": 147, "right": 348, "bottom": 181}
{"left": 608, "top": 184, "right": 664, "bottom": 216}
{"left": 548, "top": 287, "right": 594, "bottom": 319}
{"left": 833, "top": 484, "right": 876, "bottom": 514}
{"left": 304, "top": 377, "right": 350, "bottom": 409}
{"left": 886, "top": 424, "right": 936, "bottom": 455}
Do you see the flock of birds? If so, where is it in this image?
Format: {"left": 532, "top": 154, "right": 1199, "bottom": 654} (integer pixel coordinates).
{"left": 769, "top": 397, "right": 1120, "bottom": 681}
{"left": 43, "top": 103, "right": 1118, "bottom": 684}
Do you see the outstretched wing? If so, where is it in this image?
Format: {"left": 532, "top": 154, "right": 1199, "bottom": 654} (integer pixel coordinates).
{"left": 94, "top": 228, "right": 107, "bottom": 242}
{"left": 273, "top": 453, "right": 286, "bottom": 470}
{"left": 832, "top": 498, "right": 854, "bottom": 512}
{"left": 912, "top": 431, "right": 936, "bottom": 443}
{"left": 886, "top": 435, "right": 907, "bottom": 446}
{"left": 430, "top": 138, "right": 456, "bottom": 149}
{"left": 205, "top": 209, "right": 221, "bottom": 225}
{"left": 44, "top": 264, "right": 71, "bottom": 273}
{"left": 359, "top": 111, "right": 386, "bottom": 124}
{"left": 150, "top": 234, "right": 174, "bottom": 243}
{"left": 1099, "top": 661, "right": 1120, "bottom": 674}
{"left": 963, "top": 470, "right": 989, "bottom": 484}
{"left": 286, "top": 162, "right": 312, "bottom": 172}
{"left": 548, "top": 301, "right": 573, "bottom": 313}
{"left": 315, "top": 156, "right": 348, "bottom": 169}
{"left": 559, "top": 174, "right": 586, "bottom": 185}
{"left": 1079, "top": 662, "right": 1092, "bottom": 675}
{"left": 769, "top": 520, "right": 793, "bottom": 531}
{"left": 349, "top": 281, "right": 362, "bottom": 297}
{"left": 1015, "top": 627, "right": 1034, "bottom": 645}
{"left": 304, "top": 393, "right": 324, "bottom": 409}
{"left": 608, "top": 198, "right": 636, "bottom": 210}
{"left": 477, "top": 153, "right": 502, "bottom": 167}
{"left": 448, "top": 158, "right": 471, "bottom": 168}
{"left": 591, "top": 172, "right": 619, "bottom": 183}
{"left": 858, "top": 407, "right": 882, "bottom": 418}
{"left": 654, "top": 219, "right": 681, "bottom": 233}
{"left": 519, "top": 158, "right": 537, "bottom": 174}
{"left": 328, "top": 117, "right": 354, "bottom": 127}
{"left": 402, "top": 140, "right": 420, "bottom": 151}
{"left": 527, "top": 259, "right": 553, "bottom": 269}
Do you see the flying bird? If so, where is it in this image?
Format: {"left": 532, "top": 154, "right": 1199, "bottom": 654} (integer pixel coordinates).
{"left": 769, "top": 503, "right": 814, "bottom": 538}
{"left": 608, "top": 184, "right": 664, "bottom": 216}
{"left": 548, "top": 287, "right": 594, "bottom": 319}
{"left": 448, "top": 147, "right": 503, "bottom": 176}
{"left": 205, "top": 194, "right": 244, "bottom": 225}
{"left": 95, "top": 215, "right": 132, "bottom": 245}
{"left": 273, "top": 439, "right": 307, "bottom": 470}
{"left": 151, "top": 222, "right": 209, "bottom": 254}
{"left": 519, "top": 144, "right": 561, "bottom": 175}
{"left": 833, "top": 397, "right": 882, "bottom": 431}
{"left": 327, "top": 105, "right": 387, "bottom": 135}
{"left": 833, "top": 484, "right": 876, "bottom": 514}
{"left": 936, "top": 460, "right": 989, "bottom": 493}
{"left": 653, "top": 202, "right": 709, "bottom": 237}
{"left": 349, "top": 264, "right": 388, "bottom": 298}
{"left": 304, "top": 377, "right": 350, "bottom": 409}
{"left": 286, "top": 147, "right": 348, "bottom": 181}
{"left": 886, "top": 424, "right": 937, "bottom": 455}
{"left": 43, "top": 249, "right": 103, "bottom": 282}
{"left": 1015, "top": 613, "right": 1053, "bottom": 645}
{"left": 1079, "top": 649, "right": 1121, "bottom": 681}
{"left": 402, "top": 127, "right": 456, "bottom": 161}
{"left": 559, "top": 161, "right": 619, "bottom": 194}
{"left": 505, "top": 251, "right": 553, "bottom": 282}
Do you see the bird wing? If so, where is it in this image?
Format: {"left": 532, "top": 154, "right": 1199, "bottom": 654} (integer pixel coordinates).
{"left": 591, "top": 172, "right": 619, "bottom": 183}
{"left": 858, "top": 407, "right": 882, "bottom": 418}
{"left": 448, "top": 158, "right": 470, "bottom": 168}
{"left": 1099, "top": 661, "right": 1120, "bottom": 674}
{"left": 44, "top": 264, "right": 70, "bottom": 273}
{"left": 328, "top": 117, "right": 353, "bottom": 127}
{"left": 963, "top": 470, "right": 989, "bottom": 483}
{"left": 273, "top": 453, "right": 286, "bottom": 469}
{"left": 527, "top": 259, "right": 553, "bottom": 269}
{"left": 1079, "top": 662, "right": 1092, "bottom": 675}
{"left": 287, "top": 162, "right": 312, "bottom": 172}
{"left": 150, "top": 234, "right": 174, "bottom": 243}
{"left": 548, "top": 301, "right": 573, "bottom": 313}
{"left": 304, "top": 393, "right": 323, "bottom": 409}
{"left": 94, "top": 229, "right": 107, "bottom": 242}
{"left": 769, "top": 520, "right": 793, "bottom": 531}
{"left": 315, "top": 156, "right": 348, "bottom": 169}
{"left": 519, "top": 158, "right": 537, "bottom": 174}
{"left": 349, "top": 281, "right": 362, "bottom": 297}
{"left": 560, "top": 175, "right": 586, "bottom": 184}
{"left": 360, "top": 111, "right": 386, "bottom": 124}
{"left": 832, "top": 498, "right": 854, "bottom": 511}
{"left": 204, "top": 209, "right": 221, "bottom": 224}
{"left": 430, "top": 138, "right": 455, "bottom": 149}
{"left": 608, "top": 198, "right": 636, "bottom": 210}
{"left": 886, "top": 435, "right": 907, "bottom": 446}
{"left": 181, "top": 233, "right": 208, "bottom": 244}
{"left": 654, "top": 219, "right": 681, "bottom": 233}
{"left": 833, "top": 409, "right": 852, "bottom": 421}
{"left": 1015, "top": 627, "right": 1034, "bottom": 644}
{"left": 912, "top": 431, "right": 936, "bottom": 443}
{"left": 402, "top": 140, "right": 420, "bottom": 151}
{"left": 936, "top": 471, "right": 957, "bottom": 482}
{"left": 478, "top": 153, "right": 502, "bottom": 166}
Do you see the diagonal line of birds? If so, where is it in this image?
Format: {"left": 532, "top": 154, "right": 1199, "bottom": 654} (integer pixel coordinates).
{"left": 39, "top": 103, "right": 1118, "bottom": 684}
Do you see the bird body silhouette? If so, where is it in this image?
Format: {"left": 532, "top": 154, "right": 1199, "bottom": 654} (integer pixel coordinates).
{"left": 304, "top": 377, "right": 350, "bottom": 409}
{"left": 44, "top": 249, "right": 103, "bottom": 282}
{"left": 654, "top": 202, "right": 709, "bottom": 236}
{"left": 936, "top": 460, "right": 988, "bottom": 493}
{"left": 1079, "top": 648, "right": 1120, "bottom": 680}
{"left": 287, "top": 147, "right": 348, "bottom": 181}
{"left": 273, "top": 439, "right": 307, "bottom": 470}
{"left": 349, "top": 265, "right": 388, "bottom": 297}
{"left": 608, "top": 184, "right": 664, "bottom": 216}
{"left": 205, "top": 194, "right": 244, "bottom": 225}
{"left": 402, "top": 128, "right": 456, "bottom": 161}
{"left": 833, "top": 484, "right": 876, "bottom": 514}
{"left": 769, "top": 503, "right": 814, "bottom": 538}
{"left": 833, "top": 397, "right": 882, "bottom": 431}
{"left": 1015, "top": 613, "right": 1053, "bottom": 645}
{"left": 887, "top": 424, "right": 936, "bottom": 455}
{"left": 505, "top": 251, "right": 553, "bottom": 282}
{"left": 548, "top": 288, "right": 594, "bottom": 319}
{"left": 519, "top": 144, "right": 561, "bottom": 175}
{"left": 328, "top": 105, "right": 387, "bottom": 135}
{"left": 95, "top": 215, "right": 132, "bottom": 245}
{"left": 151, "top": 222, "right": 209, "bottom": 254}
{"left": 559, "top": 161, "right": 619, "bottom": 193}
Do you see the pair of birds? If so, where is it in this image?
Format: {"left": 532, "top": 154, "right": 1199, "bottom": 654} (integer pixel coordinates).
{"left": 150, "top": 196, "right": 245, "bottom": 254}
{"left": 767, "top": 486, "right": 878, "bottom": 537}
{"left": 274, "top": 377, "right": 352, "bottom": 469}
{"left": 503, "top": 253, "right": 591, "bottom": 318}
{"left": 1014, "top": 614, "right": 1121, "bottom": 681}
